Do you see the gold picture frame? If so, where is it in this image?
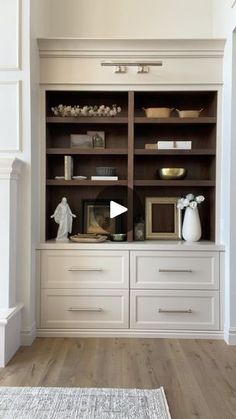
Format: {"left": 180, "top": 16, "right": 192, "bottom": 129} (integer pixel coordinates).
{"left": 145, "top": 197, "right": 181, "bottom": 240}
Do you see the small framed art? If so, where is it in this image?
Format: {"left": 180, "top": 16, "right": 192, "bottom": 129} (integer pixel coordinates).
{"left": 83, "top": 200, "right": 119, "bottom": 235}
{"left": 87, "top": 131, "right": 105, "bottom": 149}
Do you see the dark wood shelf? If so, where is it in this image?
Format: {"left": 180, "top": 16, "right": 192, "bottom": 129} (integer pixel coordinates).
{"left": 134, "top": 117, "right": 216, "bottom": 124}
{"left": 46, "top": 117, "right": 128, "bottom": 124}
{"left": 46, "top": 179, "right": 128, "bottom": 186}
{"left": 47, "top": 148, "right": 128, "bottom": 155}
{"left": 134, "top": 149, "right": 216, "bottom": 156}
{"left": 45, "top": 90, "right": 218, "bottom": 241}
{"left": 134, "top": 180, "right": 215, "bottom": 187}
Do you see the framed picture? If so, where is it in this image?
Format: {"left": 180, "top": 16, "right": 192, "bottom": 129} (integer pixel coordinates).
{"left": 70, "top": 134, "right": 93, "bottom": 148}
{"left": 83, "top": 200, "right": 119, "bottom": 235}
{"left": 145, "top": 197, "right": 181, "bottom": 239}
{"left": 87, "top": 131, "right": 105, "bottom": 149}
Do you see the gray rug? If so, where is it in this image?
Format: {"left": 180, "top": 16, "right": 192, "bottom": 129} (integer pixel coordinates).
{"left": 0, "top": 386, "right": 171, "bottom": 418}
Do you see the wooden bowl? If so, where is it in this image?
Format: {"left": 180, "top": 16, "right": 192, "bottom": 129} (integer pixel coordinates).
{"left": 158, "top": 168, "right": 187, "bottom": 180}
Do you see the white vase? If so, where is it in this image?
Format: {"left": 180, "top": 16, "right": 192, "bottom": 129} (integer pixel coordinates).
{"left": 182, "top": 207, "right": 202, "bottom": 242}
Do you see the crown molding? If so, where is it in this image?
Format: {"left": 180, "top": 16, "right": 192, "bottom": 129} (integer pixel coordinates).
{"left": 38, "top": 38, "right": 226, "bottom": 60}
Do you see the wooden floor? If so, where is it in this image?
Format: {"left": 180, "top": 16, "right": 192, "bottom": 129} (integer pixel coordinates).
{"left": 0, "top": 338, "right": 236, "bottom": 418}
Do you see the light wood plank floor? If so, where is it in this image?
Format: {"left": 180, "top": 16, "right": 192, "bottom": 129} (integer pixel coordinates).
{"left": 0, "top": 338, "right": 236, "bottom": 418}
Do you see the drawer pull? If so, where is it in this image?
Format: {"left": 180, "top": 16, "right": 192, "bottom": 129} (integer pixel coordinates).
{"left": 158, "top": 308, "right": 192, "bottom": 314}
{"left": 68, "top": 267, "right": 103, "bottom": 272}
{"left": 68, "top": 307, "right": 103, "bottom": 312}
{"left": 158, "top": 269, "right": 192, "bottom": 273}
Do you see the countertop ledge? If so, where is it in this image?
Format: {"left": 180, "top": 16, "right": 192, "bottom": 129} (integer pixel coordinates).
{"left": 37, "top": 240, "right": 225, "bottom": 251}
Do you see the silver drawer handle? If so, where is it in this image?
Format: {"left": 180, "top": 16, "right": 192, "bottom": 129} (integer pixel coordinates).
{"left": 158, "top": 308, "right": 192, "bottom": 314}
{"left": 68, "top": 307, "right": 103, "bottom": 312}
{"left": 158, "top": 269, "right": 192, "bottom": 273}
{"left": 68, "top": 267, "right": 103, "bottom": 272}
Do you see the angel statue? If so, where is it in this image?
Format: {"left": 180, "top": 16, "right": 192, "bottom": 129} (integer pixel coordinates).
{"left": 51, "top": 197, "right": 76, "bottom": 241}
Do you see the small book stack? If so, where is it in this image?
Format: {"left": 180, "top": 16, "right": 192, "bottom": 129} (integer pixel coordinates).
{"left": 91, "top": 176, "right": 118, "bottom": 181}
{"left": 64, "top": 156, "right": 73, "bottom": 180}
{"left": 157, "top": 141, "right": 192, "bottom": 150}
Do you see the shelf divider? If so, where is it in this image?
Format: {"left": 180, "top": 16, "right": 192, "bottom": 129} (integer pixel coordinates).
{"left": 134, "top": 180, "right": 215, "bottom": 187}
{"left": 46, "top": 116, "right": 128, "bottom": 124}
{"left": 134, "top": 117, "right": 216, "bottom": 124}
{"left": 47, "top": 180, "right": 128, "bottom": 186}
{"left": 47, "top": 148, "right": 128, "bottom": 155}
{"left": 134, "top": 149, "right": 216, "bottom": 156}
{"left": 127, "top": 92, "right": 134, "bottom": 242}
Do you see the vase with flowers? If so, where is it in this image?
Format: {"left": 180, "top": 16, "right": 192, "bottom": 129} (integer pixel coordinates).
{"left": 177, "top": 194, "right": 205, "bottom": 242}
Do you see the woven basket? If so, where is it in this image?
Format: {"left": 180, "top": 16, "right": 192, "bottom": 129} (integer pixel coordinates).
{"left": 143, "top": 107, "right": 173, "bottom": 118}
{"left": 176, "top": 108, "right": 203, "bottom": 118}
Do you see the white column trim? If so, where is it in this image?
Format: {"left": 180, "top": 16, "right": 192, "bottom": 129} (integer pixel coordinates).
{"left": 0, "top": 157, "right": 23, "bottom": 177}
{"left": 0, "top": 304, "right": 23, "bottom": 367}
{"left": 224, "top": 327, "right": 236, "bottom": 345}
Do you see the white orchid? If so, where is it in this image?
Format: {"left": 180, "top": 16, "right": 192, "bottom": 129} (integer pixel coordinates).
{"left": 177, "top": 193, "right": 205, "bottom": 210}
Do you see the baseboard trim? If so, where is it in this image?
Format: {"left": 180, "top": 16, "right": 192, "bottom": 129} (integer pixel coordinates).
{"left": 36, "top": 328, "right": 223, "bottom": 340}
{"left": 0, "top": 304, "right": 23, "bottom": 367}
{"left": 21, "top": 322, "right": 37, "bottom": 346}
{"left": 224, "top": 327, "right": 236, "bottom": 345}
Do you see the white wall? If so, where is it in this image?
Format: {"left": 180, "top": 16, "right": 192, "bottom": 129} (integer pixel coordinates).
{"left": 0, "top": 0, "right": 37, "bottom": 343}
{"left": 212, "top": 0, "right": 236, "bottom": 343}
{"left": 41, "top": 0, "right": 213, "bottom": 39}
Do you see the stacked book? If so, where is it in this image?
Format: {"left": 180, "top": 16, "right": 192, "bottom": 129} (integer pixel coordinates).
{"left": 91, "top": 176, "right": 118, "bottom": 181}
{"left": 64, "top": 156, "right": 73, "bottom": 180}
{"left": 145, "top": 141, "right": 192, "bottom": 150}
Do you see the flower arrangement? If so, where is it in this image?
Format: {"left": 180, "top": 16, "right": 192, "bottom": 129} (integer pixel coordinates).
{"left": 51, "top": 104, "right": 122, "bottom": 117}
{"left": 177, "top": 193, "right": 205, "bottom": 210}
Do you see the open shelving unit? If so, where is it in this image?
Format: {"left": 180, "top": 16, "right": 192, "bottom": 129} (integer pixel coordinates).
{"left": 45, "top": 90, "right": 217, "bottom": 242}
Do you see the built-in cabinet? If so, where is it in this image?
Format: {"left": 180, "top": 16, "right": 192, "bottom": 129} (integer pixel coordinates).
{"left": 37, "top": 38, "right": 225, "bottom": 340}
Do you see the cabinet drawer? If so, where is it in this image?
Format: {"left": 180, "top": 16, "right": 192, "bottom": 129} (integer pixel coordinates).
{"left": 41, "top": 289, "right": 129, "bottom": 329}
{"left": 41, "top": 250, "right": 129, "bottom": 289}
{"left": 130, "top": 290, "right": 219, "bottom": 330}
{"left": 131, "top": 251, "right": 219, "bottom": 290}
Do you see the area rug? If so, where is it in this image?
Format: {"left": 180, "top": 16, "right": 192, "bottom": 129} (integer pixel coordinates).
{"left": 0, "top": 386, "right": 171, "bottom": 418}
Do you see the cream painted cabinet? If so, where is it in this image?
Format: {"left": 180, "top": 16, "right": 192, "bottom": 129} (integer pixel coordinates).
{"left": 40, "top": 250, "right": 129, "bottom": 329}
{"left": 130, "top": 250, "right": 220, "bottom": 331}
{"left": 39, "top": 247, "right": 223, "bottom": 337}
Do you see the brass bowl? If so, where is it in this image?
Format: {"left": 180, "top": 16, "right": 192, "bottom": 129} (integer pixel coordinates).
{"left": 158, "top": 168, "right": 187, "bottom": 180}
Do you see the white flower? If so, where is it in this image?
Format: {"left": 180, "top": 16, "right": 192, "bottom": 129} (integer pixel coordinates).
{"left": 189, "top": 201, "right": 197, "bottom": 209}
{"left": 183, "top": 198, "right": 190, "bottom": 207}
{"left": 196, "top": 195, "right": 205, "bottom": 203}
{"left": 186, "top": 193, "right": 194, "bottom": 201}
{"left": 177, "top": 202, "right": 185, "bottom": 210}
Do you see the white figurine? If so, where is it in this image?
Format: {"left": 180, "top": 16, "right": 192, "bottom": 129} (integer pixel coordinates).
{"left": 51, "top": 197, "right": 76, "bottom": 241}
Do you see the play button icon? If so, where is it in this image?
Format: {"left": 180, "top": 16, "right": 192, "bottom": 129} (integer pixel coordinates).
{"left": 110, "top": 201, "right": 128, "bottom": 219}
